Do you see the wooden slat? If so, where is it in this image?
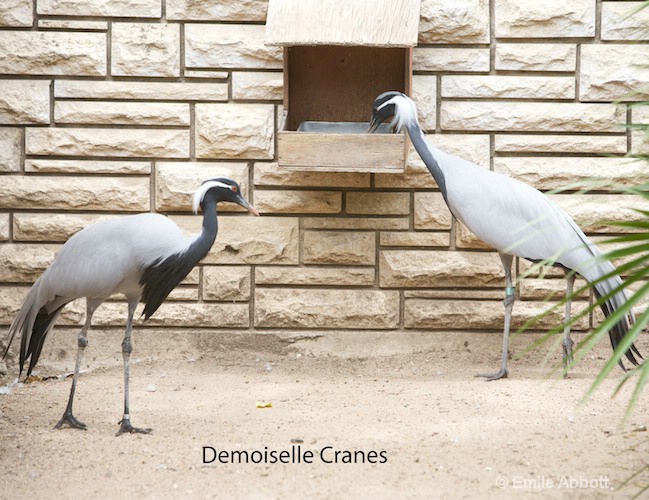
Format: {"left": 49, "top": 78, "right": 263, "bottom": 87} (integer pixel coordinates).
{"left": 278, "top": 131, "right": 406, "bottom": 172}
{"left": 266, "top": 0, "right": 421, "bottom": 47}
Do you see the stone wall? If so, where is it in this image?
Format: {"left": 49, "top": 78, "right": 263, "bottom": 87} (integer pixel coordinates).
{"left": 1, "top": 1, "right": 648, "bottom": 350}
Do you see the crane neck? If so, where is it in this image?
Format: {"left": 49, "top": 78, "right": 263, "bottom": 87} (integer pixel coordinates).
{"left": 405, "top": 121, "right": 448, "bottom": 203}
{"left": 189, "top": 197, "right": 218, "bottom": 262}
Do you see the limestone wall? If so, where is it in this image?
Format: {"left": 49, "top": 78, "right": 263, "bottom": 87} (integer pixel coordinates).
{"left": 1, "top": 1, "right": 648, "bottom": 343}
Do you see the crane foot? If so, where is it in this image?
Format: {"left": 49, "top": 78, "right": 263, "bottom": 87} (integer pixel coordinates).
{"left": 54, "top": 411, "right": 87, "bottom": 430}
{"left": 475, "top": 369, "right": 508, "bottom": 381}
{"left": 116, "top": 418, "right": 152, "bottom": 436}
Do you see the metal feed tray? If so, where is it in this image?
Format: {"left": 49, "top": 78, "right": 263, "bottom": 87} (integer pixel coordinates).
{"left": 297, "top": 121, "right": 392, "bottom": 134}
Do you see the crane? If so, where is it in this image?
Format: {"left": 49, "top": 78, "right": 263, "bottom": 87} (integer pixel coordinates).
{"left": 369, "top": 91, "right": 642, "bottom": 379}
{"left": 3, "top": 177, "right": 259, "bottom": 433}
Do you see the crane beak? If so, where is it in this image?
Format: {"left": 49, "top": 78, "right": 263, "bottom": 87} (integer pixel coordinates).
{"left": 237, "top": 195, "right": 260, "bottom": 216}
{"left": 367, "top": 117, "right": 380, "bottom": 134}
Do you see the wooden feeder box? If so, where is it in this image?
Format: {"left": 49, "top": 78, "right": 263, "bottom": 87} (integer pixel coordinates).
{"left": 266, "top": 0, "right": 421, "bottom": 173}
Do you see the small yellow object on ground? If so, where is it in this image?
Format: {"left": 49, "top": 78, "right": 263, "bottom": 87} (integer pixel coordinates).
{"left": 255, "top": 401, "right": 272, "bottom": 408}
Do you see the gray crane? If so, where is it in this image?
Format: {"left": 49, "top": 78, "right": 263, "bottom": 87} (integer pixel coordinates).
{"left": 3, "top": 177, "right": 259, "bottom": 434}
{"left": 369, "top": 91, "right": 642, "bottom": 380}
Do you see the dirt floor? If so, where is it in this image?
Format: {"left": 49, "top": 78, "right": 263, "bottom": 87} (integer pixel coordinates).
{"left": 1, "top": 329, "right": 648, "bottom": 499}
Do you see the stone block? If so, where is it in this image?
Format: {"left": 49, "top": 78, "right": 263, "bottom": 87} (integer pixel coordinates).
{"left": 254, "top": 162, "right": 369, "bottom": 188}
{"left": 25, "top": 159, "right": 150, "bottom": 175}
{"left": 0, "top": 80, "right": 50, "bottom": 125}
{"left": 495, "top": 134, "right": 627, "bottom": 154}
{"left": 380, "top": 250, "right": 504, "bottom": 288}
{"left": 550, "top": 194, "right": 649, "bottom": 234}
{"left": 166, "top": 286, "right": 198, "bottom": 301}
{"left": 441, "top": 102, "right": 624, "bottom": 133}
{"left": 346, "top": 192, "right": 410, "bottom": 216}
{"left": 456, "top": 223, "right": 492, "bottom": 250}
{"left": 0, "top": 214, "right": 9, "bottom": 241}
{"left": 0, "top": 176, "right": 149, "bottom": 211}
{"left": 495, "top": 44, "right": 576, "bottom": 72}
{"left": 26, "top": 127, "right": 189, "bottom": 158}
{"left": 442, "top": 76, "right": 575, "bottom": 100}
{"left": 255, "top": 267, "right": 375, "bottom": 287}
{"left": 203, "top": 266, "right": 250, "bottom": 301}
{"left": 302, "top": 217, "right": 409, "bottom": 231}
{"left": 232, "top": 72, "right": 283, "bottom": 101}
{"left": 0, "top": 0, "right": 33, "bottom": 26}
{"left": 412, "top": 75, "right": 437, "bottom": 131}
{"left": 0, "top": 128, "right": 22, "bottom": 172}
{"left": 404, "top": 290, "right": 503, "bottom": 300}
{"left": 495, "top": 0, "right": 595, "bottom": 38}
{"left": 413, "top": 48, "right": 489, "bottom": 72}
{"left": 185, "top": 24, "right": 282, "bottom": 69}
{"left": 0, "top": 244, "right": 59, "bottom": 283}
{"left": 254, "top": 190, "right": 341, "bottom": 214}
{"left": 93, "top": 302, "right": 249, "bottom": 328}
{"left": 519, "top": 278, "right": 589, "bottom": 301}
{"left": 13, "top": 213, "right": 122, "bottom": 242}
{"left": 414, "top": 192, "right": 452, "bottom": 230}
{"left": 55, "top": 80, "right": 228, "bottom": 101}
{"left": 494, "top": 157, "right": 649, "bottom": 190}
{"left": 167, "top": 0, "right": 267, "bottom": 21}
{"left": 254, "top": 289, "right": 399, "bottom": 329}
{"left": 171, "top": 216, "right": 299, "bottom": 265}
{"left": 602, "top": 2, "right": 649, "bottom": 41}
{"left": 55, "top": 101, "right": 189, "bottom": 126}
{"left": 404, "top": 299, "right": 589, "bottom": 330}
{"left": 112, "top": 22, "right": 180, "bottom": 77}
{"left": 195, "top": 103, "right": 274, "bottom": 159}
{"left": 632, "top": 130, "right": 649, "bottom": 155}
{"left": 303, "top": 231, "right": 375, "bottom": 265}
{"left": 419, "top": 0, "right": 489, "bottom": 43}
{"left": 37, "top": 0, "right": 161, "bottom": 17}
{"left": 0, "top": 31, "right": 106, "bottom": 76}
{"left": 38, "top": 20, "right": 108, "bottom": 30}
{"left": 0, "top": 287, "right": 28, "bottom": 325}
{"left": 155, "top": 162, "right": 249, "bottom": 212}
{"left": 183, "top": 70, "right": 229, "bottom": 80}
{"left": 580, "top": 44, "right": 649, "bottom": 102}
{"left": 380, "top": 231, "right": 449, "bottom": 248}
{"left": 518, "top": 258, "right": 570, "bottom": 279}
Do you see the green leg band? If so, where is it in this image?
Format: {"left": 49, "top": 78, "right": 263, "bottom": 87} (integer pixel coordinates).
{"left": 505, "top": 286, "right": 515, "bottom": 297}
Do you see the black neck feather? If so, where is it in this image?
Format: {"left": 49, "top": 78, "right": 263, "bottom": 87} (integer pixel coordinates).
{"left": 139, "top": 197, "right": 218, "bottom": 320}
{"left": 406, "top": 121, "right": 448, "bottom": 204}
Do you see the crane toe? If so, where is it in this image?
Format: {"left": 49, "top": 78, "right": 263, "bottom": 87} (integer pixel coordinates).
{"left": 116, "top": 418, "right": 152, "bottom": 436}
{"left": 475, "top": 369, "right": 508, "bottom": 381}
{"left": 54, "top": 411, "right": 87, "bottom": 431}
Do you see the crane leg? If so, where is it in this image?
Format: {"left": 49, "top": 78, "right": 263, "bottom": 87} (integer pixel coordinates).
{"left": 476, "top": 254, "right": 514, "bottom": 381}
{"left": 55, "top": 301, "right": 97, "bottom": 430}
{"left": 562, "top": 273, "right": 575, "bottom": 378}
{"left": 117, "top": 298, "right": 151, "bottom": 436}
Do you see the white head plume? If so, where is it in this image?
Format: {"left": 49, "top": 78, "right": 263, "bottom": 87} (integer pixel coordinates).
{"left": 377, "top": 93, "right": 418, "bottom": 133}
{"left": 390, "top": 94, "right": 418, "bottom": 133}
{"left": 192, "top": 180, "right": 232, "bottom": 214}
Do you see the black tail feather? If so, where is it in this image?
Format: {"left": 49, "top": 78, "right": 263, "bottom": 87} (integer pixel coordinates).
{"left": 593, "top": 289, "right": 643, "bottom": 370}
{"left": 21, "top": 303, "right": 67, "bottom": 377}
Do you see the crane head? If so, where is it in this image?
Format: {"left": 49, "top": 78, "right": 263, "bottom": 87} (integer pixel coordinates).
{"left": 368, "top": 91, "right": 417, "bottom": 134}
{"left": 193, "top": 177, "right": 260, "bottom": 216}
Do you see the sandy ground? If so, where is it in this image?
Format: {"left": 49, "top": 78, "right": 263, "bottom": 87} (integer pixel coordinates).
{"left": 1, "top": 330, "right": 648, "bottom": 499}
